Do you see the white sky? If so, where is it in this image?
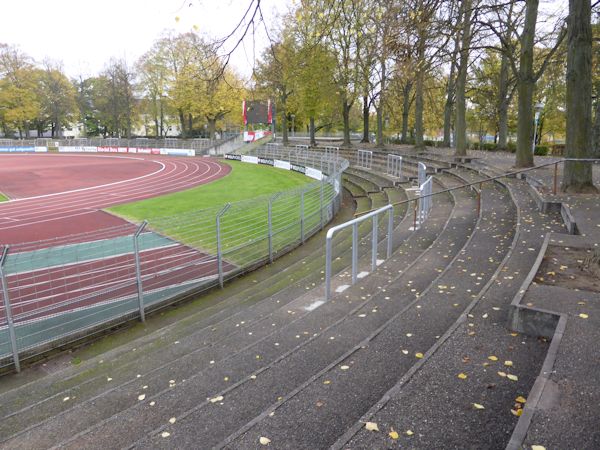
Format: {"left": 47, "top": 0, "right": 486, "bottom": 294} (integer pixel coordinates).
{"left": 0, "top": 0, "right": 291, "bottom": 79}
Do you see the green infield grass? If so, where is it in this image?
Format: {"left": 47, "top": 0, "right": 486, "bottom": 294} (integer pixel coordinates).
{"left": 109, "top": 160, "right": 312, "bottom": 220}
{"left": 0, "top": 192, "right": 8, "bottom": 202}
{"left": 108, "top": 160, "right": 335, "bottom": 265}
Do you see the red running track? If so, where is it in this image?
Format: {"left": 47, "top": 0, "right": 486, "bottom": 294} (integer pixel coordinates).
{"left": 0, "top": 154, "right": 231, "bottom": 246}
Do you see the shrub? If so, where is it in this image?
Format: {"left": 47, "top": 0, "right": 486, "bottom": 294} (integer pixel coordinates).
{"left": 507, "top": 142, "right": 517, "bottom": 153}
{"left": 423, "top": 139, "right": 436, "bottom": 147}
{"left": 534, "top": 145, "right": 549, "bottom": 156}
{"left": 482, "top": 143, "right": 498, "bottom": 151}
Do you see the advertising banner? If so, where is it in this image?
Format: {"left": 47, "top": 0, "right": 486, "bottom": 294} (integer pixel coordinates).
{"left": 305, "top": 167, "right": 323, "bottom": 181}
{"left": 241, "top": 155, "right": 259, "bottom": 164}
{"left": 274, "top": 160, "right": 291, "bottom": 171}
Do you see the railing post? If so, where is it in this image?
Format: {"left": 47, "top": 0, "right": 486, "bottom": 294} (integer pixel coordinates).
{"left": 268, "top": 193, "right": 281, "bottom": 263}
{"left": 387, "top": 207, "right": 394, "bottom": 258}
{"left": 216, "top": 203, "right": 231, "bottom": 288}
{"left": 319, "top": 179, "right": 325, "bottom": 228}
{"left": 553, "top": 162, "right": 559, "bottom": 195}
{"left": 300, "top": 190, "right": 305, "bottom": 243}
{"left": 352, "top": 222, "right": 358, "bottom": 284}
{"left": 133, "top": 221, "right": 148, "bottom": 322}
{"left": 325, "top": 235, "right": 333, "bottom": 301}
{"left": 0, "top": 247, "right": 20, "bottom": 373}
{"left": 371, "top": 214, "right": 378, "bottom": 272}
{"left": 477, "top": 183, "right": 482, "bottom": 216}
{"left": 413, "top": 198, "right": 418, "bottom": 230}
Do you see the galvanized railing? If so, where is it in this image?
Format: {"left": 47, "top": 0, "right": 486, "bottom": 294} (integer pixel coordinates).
{"left": 325, "top": 205, "right": 394, "bottom": 300}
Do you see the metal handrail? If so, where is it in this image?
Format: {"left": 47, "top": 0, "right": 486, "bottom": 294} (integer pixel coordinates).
{"left": 355, "top": 158, "right": 600, "bottom": 218}
{"left": 325, "top": 204, "right": 394, "bottom": 301}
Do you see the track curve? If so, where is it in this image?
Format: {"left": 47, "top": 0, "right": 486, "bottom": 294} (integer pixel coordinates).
{"left": 0, "top": 154, "right": 231, "bottom": 247}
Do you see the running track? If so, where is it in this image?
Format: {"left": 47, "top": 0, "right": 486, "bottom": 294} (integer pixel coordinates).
{"left": 0, "top": 153, "right": 231, "bottom": 246}
{"left": 0, "top": 153, "right": 233, "bottom": 332}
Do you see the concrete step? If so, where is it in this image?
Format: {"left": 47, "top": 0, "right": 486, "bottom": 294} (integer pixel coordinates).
{"left": 340, "top": 168, "right": 566, "bottom": 450}
{"left": 0, "top": 175, "right": 465, "bottom": 449}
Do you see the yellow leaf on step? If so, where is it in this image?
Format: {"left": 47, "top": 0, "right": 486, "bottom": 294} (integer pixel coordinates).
{"left": 531, "top": 446, "right": 546, "bottom": 450}
{"left": 415, "top": 352, "right": 424, "bottom": 359}
{"left": 259, "top": 436, "right": 271, "bottom": 445}
{"left": 507, "top": 374, "right": 519, "bottom": 381}
{"left": 488, "top": 355, "right": 498, "bottom": 361}
{"left": 511, "top": 408, "right": 523, "bottom": 417}
{"left": 406, "top": 430, "right": 414, "bottom": 436}
{"left": 389, "top": 431, "right": 399, "bottom": 440}
{"left": 504, "top": 361, "right": 513, "bottom": 367}
{"left": 365, "top": 422, "right": 379, "bottom": 431}
{"left": 473, "top": 403, "right": 485, "bottom": 410}
{"left": 516, "top": 396, "right": 527, "bottom": 404}
{"left": 458, "top": 373, "right": 468, "bottom": 380}
{"left": 579, "top": 313, "right": 589, "bottom": 319}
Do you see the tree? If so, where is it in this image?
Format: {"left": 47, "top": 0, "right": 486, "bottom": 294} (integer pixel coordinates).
{"left": 37, "top": 62, "right": 78, "bottom": 137}
{"left": 455, "top": 0, "right": 474, "bottom": 156}
{"left": 562, "top": 0, "right": 597, "bottom": 192}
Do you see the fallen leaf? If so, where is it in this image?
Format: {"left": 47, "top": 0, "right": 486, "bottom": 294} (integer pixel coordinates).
{"left": 169, "top": 417, "right": 176, "bottom": 424}
{"left": 511, "top": 408, "right": 523, "bottom": 417}
{"left": 458, "top": 373, "right": 468, "bottom": 380}
{"left": 415, "top": 352, "right": 424, "bottom": 359}
{"left": 402, "top": 349, "right": 409, "bottom": 355}
{"left": 389, "top": 430, "right": 399, "bottom": 440}
{"left": 340, "top": 365, "right": 350, "bottom": 370}
{"left": 497, "top": 371, "right": 507, "bottom": 377}
{"left": 515, "top": 396, "right": 527, "bottom": 404}
{"left": 259, "top": 436, "right": 271, "bottom": 445}
{"left": 579, "top": 313, "right": 589, "bottom": 319}
{"left": 161, "top": 431, "right": 171, "bottom": 438}
{"left": 488, "top": 356, "right": 498, "bottom": 361}
{"left": 323, "top": 380, "right": 331, "bottom": 385}
{"left": 150, "top": 401, "right": 156, "bottom": 406}
{"left": 365, "top": 422, "right": 379, "bottom": 431}
{"left": 63, "top": 396, "right": 70, "bottom": 402}
{"left": 504, "top": 361, "right": 513, "bottom": 367}
{"left": 138, "top": 394, "right": 146, "bottom": 401}
{"left": 406, "top": 430, "right": 414, "bottom": 436}
{"left": 507, "top": 374, "right": 519, "bottom": 381}
{"left": 473, "top": 403, "right": 485, "bottom": 410}
{"left": 531, "top": 446, "right": 546, "bottom": 450}
{"left": 210, "top": 395, "right": 224, "bottom": 403}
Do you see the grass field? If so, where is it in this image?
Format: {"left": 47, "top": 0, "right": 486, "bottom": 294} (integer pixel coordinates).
{"left": 109, "top": 160, "right": 312, "bottom": 220}
{"left": 109, "top": 160, "right": 335, "bottom": 266}
{"left": 0, "top": 192, "right": 8, "bottom": 202}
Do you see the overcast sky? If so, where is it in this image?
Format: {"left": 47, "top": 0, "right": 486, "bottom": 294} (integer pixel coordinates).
{"left": 0, "top": 0, "right": 290, "bottom": 79}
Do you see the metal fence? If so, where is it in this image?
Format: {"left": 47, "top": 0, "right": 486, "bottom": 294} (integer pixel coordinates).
{"left": 325, "top": 205, "right": 394, "bottom": 300}
{"left": 387, "top": 154, "right": 403, "bottom": 179}
{"left": 0, "top": 149, "right": 347, "bottom": 371}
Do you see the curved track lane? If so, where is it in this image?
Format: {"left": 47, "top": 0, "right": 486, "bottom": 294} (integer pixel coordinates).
{"left": 0, "top": 154, "right": 230, "bottom": 246}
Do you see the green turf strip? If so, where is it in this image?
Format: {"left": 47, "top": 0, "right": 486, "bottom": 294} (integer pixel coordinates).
{"left": 0, "top": 192, "right": 8, "bottom": 202}
{"left": 108, "top": 160, "right": 311, "bottom": 220}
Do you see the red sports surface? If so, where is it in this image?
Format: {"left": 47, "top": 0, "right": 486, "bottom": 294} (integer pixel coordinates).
{"left": 0, "top": 154, "right": 231, "bottom": 246}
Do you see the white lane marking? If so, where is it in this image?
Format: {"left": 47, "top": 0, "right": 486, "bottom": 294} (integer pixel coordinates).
{"left": 357, "top": 271, "right": 369, "bottom": 279}
{"left": 336, "top": 285, "right": 350, "bottom": 293}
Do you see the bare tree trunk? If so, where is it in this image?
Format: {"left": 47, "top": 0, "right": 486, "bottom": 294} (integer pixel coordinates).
{"left": 414, "top": 27, "right": 426, "bottom": 148}
{"left": 361, "top": 95, "right": 370, "bottom": 143}
{"left": 443, "top": 5, "right": 462, "bottom": 148}
{"left": 281, "top": 108, "right": 288, "bottom": 146}
{"left": 207, "top": 118, "right": 217, "bottom": 140}
{"left": 414, "top": 68, "right": 424, "bottom": 147}
{"left": 376, "top": 58, "right": 386, "bottom": 147}
{"left": 401, "top": 82, "right": 412, "bottom": 143}
{"left": 563, "top": 0, "right": 596, "bottom": 192}
{"left": 309, "top": 116, "right": 316, "bottom": 147}
{"left": 342, "top": 99, "right": 352, "bottom": 147}
{"left": 178, "top": 110, "right": 186, "bottom": 138}
{"left": 593, "top": 93, "right": 600, "bottom": 158}
{"left": 455, "top": 0, "right": 472, "bottom": 156}
{"left": 497, "top": 53, "right": 510, "bottom": 150}
{"left": 515, "top": 0, "right": 538, "bottom": 168}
